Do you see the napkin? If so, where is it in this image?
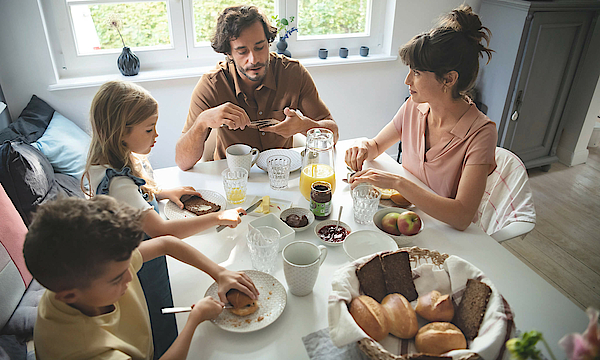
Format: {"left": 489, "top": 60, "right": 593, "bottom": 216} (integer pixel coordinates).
{"left": 302, "top": 328, "right": 370, "bottom": 360}
{"left": 328, "top": 252, "right": 516, "bottom": 360}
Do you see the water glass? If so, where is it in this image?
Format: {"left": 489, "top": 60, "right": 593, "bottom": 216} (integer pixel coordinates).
{"left": 247, "top": 226, "right": 280, "bottom": 274}
{"left": 351, "top": 183, "right": 381, "bottom": 224}
{"left": 267, "top": 155, "right": 291, "bottom": 190}
{"left": 222, "top": 167, "right": 248, "bottom": 204}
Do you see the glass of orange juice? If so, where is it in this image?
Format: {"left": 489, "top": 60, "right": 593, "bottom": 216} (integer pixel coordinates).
{"left": 222, "top": 167, "right": 248, "bottom": 204}
{"left": 299, "top": 163, "right": 336, "bottom": 200}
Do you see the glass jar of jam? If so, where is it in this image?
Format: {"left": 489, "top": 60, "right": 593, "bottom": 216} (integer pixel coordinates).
{"left": 310, "top": 181, "right": 332, "bottom": 220}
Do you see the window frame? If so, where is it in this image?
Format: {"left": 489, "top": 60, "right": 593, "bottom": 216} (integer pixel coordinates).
{"left": 44, "top": 0, "right": 392, "bottom": 80}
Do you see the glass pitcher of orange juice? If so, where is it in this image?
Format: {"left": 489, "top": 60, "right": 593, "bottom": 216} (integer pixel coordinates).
{"left": 299, "top": 128, "right": 335, "bottom": 200}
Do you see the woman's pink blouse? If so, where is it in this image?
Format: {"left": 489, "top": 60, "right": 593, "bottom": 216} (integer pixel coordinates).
{"left": 392, "top": 97, "right": 497, "bottom": 199}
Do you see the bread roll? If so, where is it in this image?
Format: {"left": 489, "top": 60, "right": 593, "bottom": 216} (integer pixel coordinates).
{"left": 390, "top": 192, "right": 411, "bottom": 207}
{"left": 226, "top": 289, "right": 258, "bottom": 316}
{"left": 381, "top": 293, "right": 418, "bottom": 339}
{"left": 415, "top": 322, "right": 467, "bottom": 355}
{"left": 349, "top": 295, "right": 390, "bottom": 341}
{"left": 415, "top": 290, "right": 454, "bottom": 322}
{"left": 379, "top": 188, "right": 399, "bottom": 200}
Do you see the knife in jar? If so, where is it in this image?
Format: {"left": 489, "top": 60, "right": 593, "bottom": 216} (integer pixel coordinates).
{"left": 215, "top": 199, "right": 263, "bottom": 232}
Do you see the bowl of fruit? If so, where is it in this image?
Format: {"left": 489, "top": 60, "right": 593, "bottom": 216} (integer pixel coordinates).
{"left": 373, "top": 207, "right": 423, "bottom": 245}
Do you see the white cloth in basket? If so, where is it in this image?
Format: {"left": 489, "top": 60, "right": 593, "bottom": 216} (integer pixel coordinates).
{"left": 328, "top": 252, "right": 516, "bottom": 360}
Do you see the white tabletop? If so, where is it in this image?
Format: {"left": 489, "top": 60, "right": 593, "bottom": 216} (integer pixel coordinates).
{"left": 154, "top": 139, "right": 587, "bottom": 360}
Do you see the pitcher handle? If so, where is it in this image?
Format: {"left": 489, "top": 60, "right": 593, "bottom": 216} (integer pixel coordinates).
{"left": 317, "top": 245, "right": 328, "bottom": 266}
{"left": 250, "top": 148, "right": 260, "bottom": 166}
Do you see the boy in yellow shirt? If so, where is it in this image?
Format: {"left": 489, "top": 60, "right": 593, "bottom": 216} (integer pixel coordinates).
{"left": 24, "top": 195, "right": 258, "bottom": 360}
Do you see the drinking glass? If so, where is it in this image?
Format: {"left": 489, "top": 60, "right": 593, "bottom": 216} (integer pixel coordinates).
{"left": 222, "top": 167, "right": 248, "bottom": 204}
{"left": 351, "top": 183, "right": 381, "bottom": 224}
{"left": 267, "top": 155, "right": 291, "bottom": 190}
{"left": 247, "top": 226, "right": 280, "bottom": 274}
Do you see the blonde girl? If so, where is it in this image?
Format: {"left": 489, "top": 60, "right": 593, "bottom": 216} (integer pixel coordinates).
{"left": 83, "top": 80, "right": 245, "bottom": 238}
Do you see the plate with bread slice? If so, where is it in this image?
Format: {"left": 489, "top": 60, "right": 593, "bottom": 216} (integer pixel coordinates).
{"left": 377, "top": 188, "right": 413, "bottom": 208}
{"left": 163, "top": 190, "right": 227, "bottom": 220}
{"left": 328, "top": 247, "right": 515, "bottom": 360}
{"left": 205, "top": 270, "right": 287, "bottom": 333}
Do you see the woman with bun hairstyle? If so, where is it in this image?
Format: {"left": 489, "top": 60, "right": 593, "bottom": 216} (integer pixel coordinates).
{"left": 346, "top": 5, "right": 496, "bottom": 230}
{"left": 82, "top": 80, "right": 258, "bottom": 357}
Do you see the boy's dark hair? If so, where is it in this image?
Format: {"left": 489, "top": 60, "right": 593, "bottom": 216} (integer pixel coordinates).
{"left": 211, "top": 5, "right": 277, "bottom": 55}
{"left": 399, "top": 5, "right": 493, "bottom": 99}
{"left": 23, "top": 196, "right": 146, "bottom": 292}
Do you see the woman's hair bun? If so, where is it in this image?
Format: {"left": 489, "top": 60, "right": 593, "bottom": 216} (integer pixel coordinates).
{"left": 439, "top": 4, "right": 492, "bottom": 55}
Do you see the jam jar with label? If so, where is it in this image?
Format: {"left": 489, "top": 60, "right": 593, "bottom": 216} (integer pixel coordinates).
{"left": 310, "top": 181, "right": 332, "bottom": 220}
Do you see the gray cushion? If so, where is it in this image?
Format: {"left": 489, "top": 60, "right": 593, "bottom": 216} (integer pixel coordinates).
{"left": 1, "top": 280, "right": 44, "bottom": 338}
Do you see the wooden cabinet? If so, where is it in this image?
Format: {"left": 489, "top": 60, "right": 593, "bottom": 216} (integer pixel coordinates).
{"left": 477, "top": 0, "right": 600, "bottom": 170}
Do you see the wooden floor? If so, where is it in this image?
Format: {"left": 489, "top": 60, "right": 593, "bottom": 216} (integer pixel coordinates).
{"left": 502, "top": 146, "right": 600, "bottom": 311}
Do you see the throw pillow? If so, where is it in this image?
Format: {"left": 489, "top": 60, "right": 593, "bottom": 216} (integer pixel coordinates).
{"left": 0, "top": 96, "right": 54, "bottom": 144}
{"left": 0, "top": 142, "right": 60, "bottom": 226}
{"left": 31, "top": 112, "right": 90, "bottom": 180}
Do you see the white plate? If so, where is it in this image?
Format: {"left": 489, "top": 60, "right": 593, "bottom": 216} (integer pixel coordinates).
{"left": 256, "top": 149, "right": 302, "bottom": 172}
{"left": 343, "top": 230, "right": 399, "bottom": 260}
{"left": 247, "top": 196, "right": 293, "bottom": 217}
{"left": 204, "top": 270, "right": 287, "bottom": 333}
{"left": 163, "top": 190, "right": 227, "bottom": 220}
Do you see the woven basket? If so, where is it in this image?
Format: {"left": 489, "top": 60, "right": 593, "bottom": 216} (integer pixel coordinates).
{"left": 356, "top": 246, "right": 478, "bottom": 360}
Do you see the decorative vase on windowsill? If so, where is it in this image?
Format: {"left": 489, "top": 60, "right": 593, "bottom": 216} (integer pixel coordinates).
{"left": 272, "top": 15, "right": 297, "bottom": 58}
{"left": 110, "top": 16, "right": 140, "bottom": 76}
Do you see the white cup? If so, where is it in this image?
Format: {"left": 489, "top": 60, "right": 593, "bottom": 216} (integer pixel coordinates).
{"left": 282, "top": 241, "right": 328, "bottom": 296}
{"left": 226, "top": 144, "right": 260, "bottom": 174}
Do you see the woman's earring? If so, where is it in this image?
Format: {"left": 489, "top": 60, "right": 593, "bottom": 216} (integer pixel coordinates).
{"left": 443, "top": 86, "right": 447, "bottom": 93}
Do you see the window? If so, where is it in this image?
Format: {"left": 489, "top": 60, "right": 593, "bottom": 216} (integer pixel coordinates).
{"left": 44, "top": 0, "right": 390, "bottom": 80}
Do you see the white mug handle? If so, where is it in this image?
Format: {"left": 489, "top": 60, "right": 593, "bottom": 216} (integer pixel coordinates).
{"left": 250, "top": 148, "right": 260, "bottom": 166}
{"left": 317, "top": 245, "right": 328, "bottom": 266}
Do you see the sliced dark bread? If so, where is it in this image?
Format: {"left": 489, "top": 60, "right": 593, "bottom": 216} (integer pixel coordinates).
{"left": 182, "top": 195, "right": 221, "bottom": 216}
{"left": 453, "top": 278, "right": 492, "bottom": 340}
{"left": 356, "top": 255, "right": 387, "bottom": 303}
{"left": 406, "top": 355, "right": 452, "bottom": 360}
{"left": 381, "top": 251, "right": 418, "bottom": 301}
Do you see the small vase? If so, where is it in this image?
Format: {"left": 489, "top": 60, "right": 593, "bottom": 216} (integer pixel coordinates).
{"left": 276, "top": 37, "right": 292, "bottom": 58}
{"left": 117, "top": 47, "right": 140, "bottom": 76}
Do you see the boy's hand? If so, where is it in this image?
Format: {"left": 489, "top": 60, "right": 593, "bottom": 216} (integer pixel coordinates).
{"left": 216, "top": 270, "right": 259, "bottom": 303}
{"left": 189, "top": 297, "right": 225, "bottom": 325}
{"left": 216, "top": 208, "right": 245, "bottom": 228}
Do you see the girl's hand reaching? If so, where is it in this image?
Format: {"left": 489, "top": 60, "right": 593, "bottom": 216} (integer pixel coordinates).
{"left": 158, "top": 186, "right": 201, "bottom": 209}
{"left": 216, "top": 208, "right": 246, "bottom": 228}
{"left": 189, "top": 296, "right": 225, "bottom": 325}
{"left": 215, "top": 269, "right": 259, "bottom": 304}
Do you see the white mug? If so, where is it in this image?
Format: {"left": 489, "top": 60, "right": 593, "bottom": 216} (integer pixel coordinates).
{"left": 226, "top": 144, "right": 260, "bottom": 174}
{"left": 282, "top": 241, "right": 328, "bottom": 296}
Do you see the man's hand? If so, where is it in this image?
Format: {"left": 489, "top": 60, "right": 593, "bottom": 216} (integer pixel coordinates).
{"left": 198, "top": 102, "right": 251, "bottom": 130}
{"left": 261, "top": 107, "right": 308, "bottom": 138}
{"left": 215, "top": 270, "right": 259, "bottom": 303}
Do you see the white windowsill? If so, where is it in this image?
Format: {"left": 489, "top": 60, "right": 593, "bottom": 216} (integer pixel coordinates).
{"left": 47, "top": 54, "right": 397, "bottom": 91}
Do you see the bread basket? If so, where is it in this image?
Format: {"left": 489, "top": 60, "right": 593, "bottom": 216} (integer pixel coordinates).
{"left": 328, "top": 246, "right": 515, "bottom": 360}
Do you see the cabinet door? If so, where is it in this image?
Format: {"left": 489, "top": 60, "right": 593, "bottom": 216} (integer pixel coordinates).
{"left": 501, "top": 11, "right": 592, "bottom": 165}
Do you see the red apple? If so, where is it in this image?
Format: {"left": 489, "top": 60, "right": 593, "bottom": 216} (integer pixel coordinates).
{"left": 380, "top": 212, "right": 402, "bottom": 235}
{"left": 397, "top": 211, "right": 421, "bottom": 236}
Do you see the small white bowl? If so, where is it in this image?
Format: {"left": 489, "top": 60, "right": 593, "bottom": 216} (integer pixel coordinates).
{"left": 373, "top": 207, "right": 424, "bottom": 246}
{"left": 280, "top": 207, "right": 315, "bottom": 232}
{"left": 314, "top": 220, "right": 351, "bottom": 247}
{"left": 343, "top": 230, "right": 398, "bottom": 261}
{"left": 248, "top": 213, "right": 295, "bottom": 252}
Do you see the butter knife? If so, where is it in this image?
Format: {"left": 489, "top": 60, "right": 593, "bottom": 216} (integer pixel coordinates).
{"left": 215, "top": 199, "right": 263, "bottom": 232}
{"left": 161, "top": 304, "right": 233, "bottom": 314}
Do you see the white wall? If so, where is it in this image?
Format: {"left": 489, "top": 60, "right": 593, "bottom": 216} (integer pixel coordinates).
{"left": 1, "top": 0, "right": 529, "bottom": 171}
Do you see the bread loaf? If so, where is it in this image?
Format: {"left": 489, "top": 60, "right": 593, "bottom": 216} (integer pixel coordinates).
{"left": 349, "top": 295, "right": 390, "bottom": 341}
{"left": 415, "top": 290, "right": 454, "bottom": 322}
{"left": 415, "top": 322, "right": 467, "bottom": 355}
{"left": 381, "top": 293, "right": 418, "bottom": 339}
{"left": 226, "top": 289, "right": 258, "bottom": 316}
